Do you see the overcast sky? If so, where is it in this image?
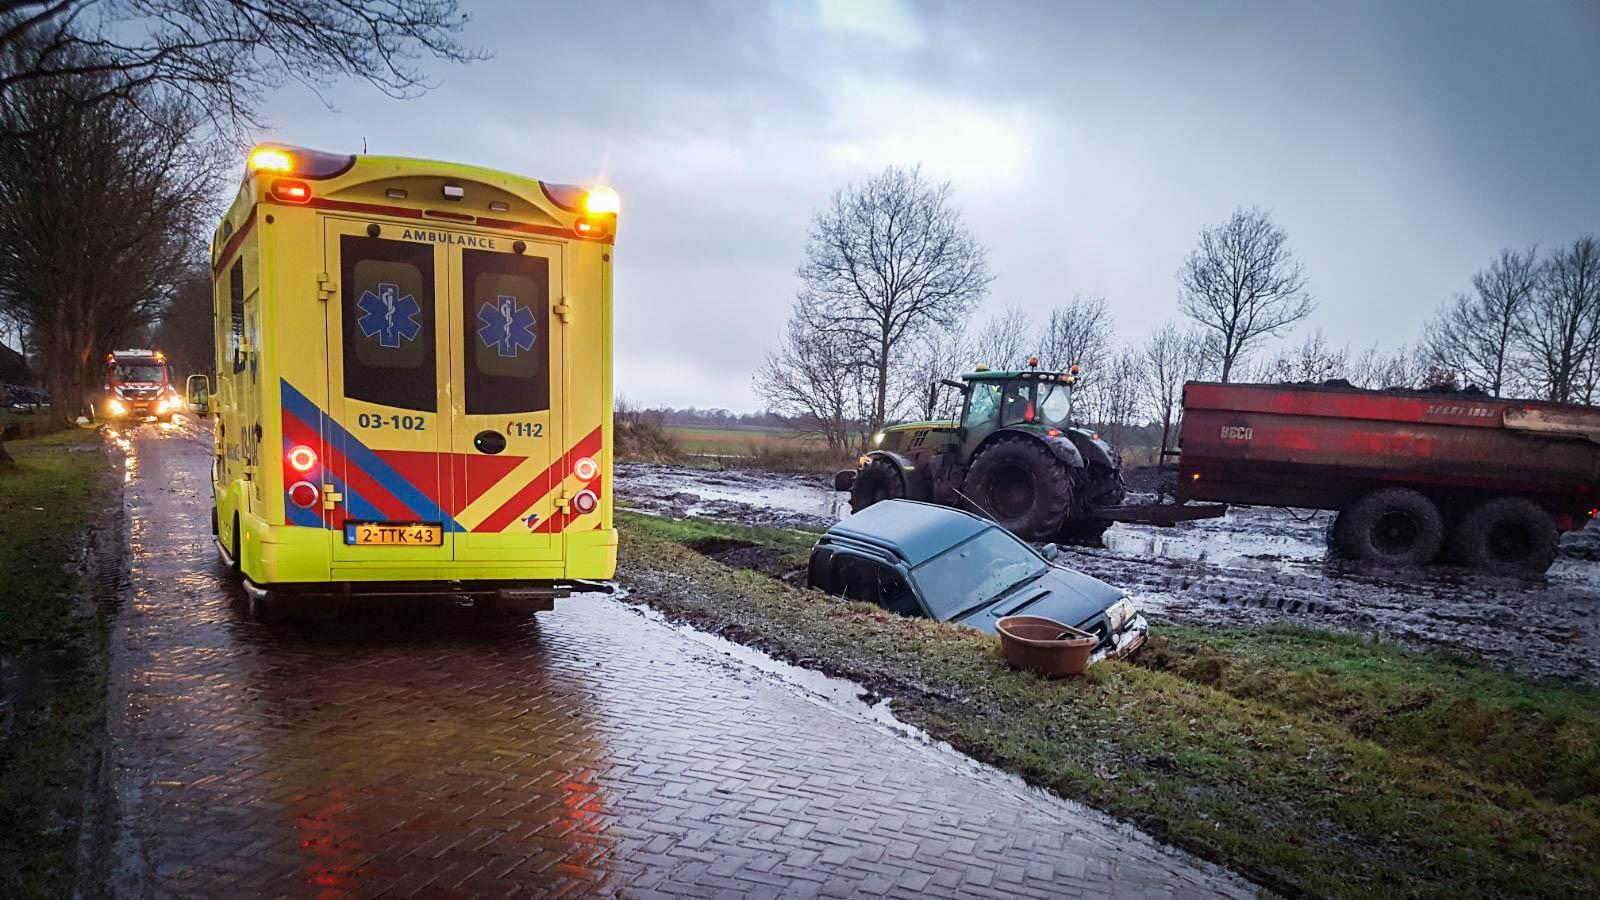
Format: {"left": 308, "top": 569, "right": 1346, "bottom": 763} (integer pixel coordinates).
{"left": 260, "top": 0, "right": 1600, "bottom": 412}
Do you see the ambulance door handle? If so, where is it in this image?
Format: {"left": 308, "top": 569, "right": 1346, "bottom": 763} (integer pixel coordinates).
{"left": 321, "top": 485, "right": 343, "bottom": 510}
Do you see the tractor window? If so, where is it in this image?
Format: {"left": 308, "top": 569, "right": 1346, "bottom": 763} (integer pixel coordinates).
{"left": 1000, "top": 381, "right": 1033, "bottom": 425}
{"left": 1037, "top": 383, "right": 1073, "bottom": 426}
{"left": 833, "top": 555, "right": 921, "bottom": 618}
{"left": 962, "top": 383, "right": 1000, "bottom": 431}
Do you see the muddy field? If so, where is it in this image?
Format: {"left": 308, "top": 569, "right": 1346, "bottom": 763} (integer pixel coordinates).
{"left": 617, "top": 462, "right": 1600, "bottom": 685}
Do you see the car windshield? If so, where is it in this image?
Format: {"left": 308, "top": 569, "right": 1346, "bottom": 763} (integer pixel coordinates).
{"left": 911, "top": 527, "right": 1047, "bottom": 620}
{"left": 115, "top": 364, "right": 166, "bottom": 382}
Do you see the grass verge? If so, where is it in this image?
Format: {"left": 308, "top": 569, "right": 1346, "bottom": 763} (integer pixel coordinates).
{"left": 618, "top": 510, "right": 1600, "bottom": 899}
{"left": 0, "top": 428, "right": 112, "bottom": 898}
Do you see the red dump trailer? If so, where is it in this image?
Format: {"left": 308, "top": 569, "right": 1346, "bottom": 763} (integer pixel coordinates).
{"left": 1174, "top": 381, "right": 1600, "bottom": 574}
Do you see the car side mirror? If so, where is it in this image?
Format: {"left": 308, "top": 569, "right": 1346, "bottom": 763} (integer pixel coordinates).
{"left": 186, "top": 374, "right": 211, "bottom": 417}
{"left": 1040, "top": 543, "right": 1060, "bottom": 562}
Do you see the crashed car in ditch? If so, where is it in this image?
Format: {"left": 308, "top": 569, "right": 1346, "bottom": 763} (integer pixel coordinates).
{"left": 807, "top": 499, "right": 1147, "bottom": 660}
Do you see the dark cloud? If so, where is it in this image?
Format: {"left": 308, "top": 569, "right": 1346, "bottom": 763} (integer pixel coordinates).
{"left": 258, "top": 0, "right": 1600, "bottom": 409}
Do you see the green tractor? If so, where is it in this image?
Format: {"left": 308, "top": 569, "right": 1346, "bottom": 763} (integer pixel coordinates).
{"left": 833, "top": 361, "right": 1127, "bottom": 542}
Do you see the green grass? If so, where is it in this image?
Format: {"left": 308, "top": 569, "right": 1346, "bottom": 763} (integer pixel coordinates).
{"left": 618, "top": 510, "right": 1600, "bottom": 898}
{"left": 0, "top": 428, "right": 112, "bottom": 898}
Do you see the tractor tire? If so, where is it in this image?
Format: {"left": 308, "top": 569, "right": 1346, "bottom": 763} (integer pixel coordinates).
{"left": 964, "top": 437, "right": 1074, "bottom": 540}
{"left": 1336, "top": 488, "right": 1445, "bottom": 566}
{"left": 849, "top": 457, "right": 904, "bottom": 513}
{"left": 1450, "top": 496, "right": 1559, "bottom": 576}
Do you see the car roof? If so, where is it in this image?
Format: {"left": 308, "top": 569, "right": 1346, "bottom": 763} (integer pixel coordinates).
{"left": 823, "top": 500, "right": 995, "bottom": 565}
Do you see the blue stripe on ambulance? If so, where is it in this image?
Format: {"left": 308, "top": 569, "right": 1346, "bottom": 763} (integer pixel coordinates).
{"left": 280, "top": 379, "right": 464, "bottom": 532}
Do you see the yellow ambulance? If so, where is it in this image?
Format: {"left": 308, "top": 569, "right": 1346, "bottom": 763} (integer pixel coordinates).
{"left": 192, "top": 144, "right": 617, "bottom": 618}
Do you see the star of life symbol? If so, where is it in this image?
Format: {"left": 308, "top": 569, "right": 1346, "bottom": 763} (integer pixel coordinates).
{"left": 477, "top": 295, "right": 537, "bottom": 359}
{"left": 356, "top": 283, "right": 422, "bottom": 349}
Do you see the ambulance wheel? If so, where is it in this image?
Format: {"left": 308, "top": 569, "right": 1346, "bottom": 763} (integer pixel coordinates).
{"left": 1451, "top": 496, "right": 1558, "bottom": 576}
{"left": 1338, "top": 488, "right": 1445, "bottom": 566}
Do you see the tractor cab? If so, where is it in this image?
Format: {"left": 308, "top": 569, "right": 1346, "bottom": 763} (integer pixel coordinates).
{"left": 839, "top": 359, "right": 1124, "bottom": 542}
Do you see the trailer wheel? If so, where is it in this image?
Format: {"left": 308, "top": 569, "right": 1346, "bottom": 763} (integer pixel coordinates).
{"left": 964, "top": 437, "right": 1074, "bottom": 540}
{"left": 849, "top": 457, "right": 904, "bottom": 513}
{"left": 1338, "top": 488, "right": 1445, "bottom": 566}
{"left": 1451, "top": 497, "right": 1558, "bottom": 575}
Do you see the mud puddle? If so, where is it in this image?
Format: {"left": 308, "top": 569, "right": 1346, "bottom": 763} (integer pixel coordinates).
{"left": 616, "top": 462, "right": 1600, "bottom": 685}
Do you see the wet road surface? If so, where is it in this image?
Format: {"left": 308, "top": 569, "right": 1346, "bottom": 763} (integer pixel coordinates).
{"left": 101, "top": 423, "right": 1254, "bottom": 898}
{"left": 618, "top": 463, "right": 1600, "bottom": 685}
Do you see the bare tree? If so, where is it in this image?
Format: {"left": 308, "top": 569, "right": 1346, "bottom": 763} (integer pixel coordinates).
{"left": 0, "top": 1, "right": 480, "bottom": 140}
{"left": 753, "top": 318, "right": 871, "bottom": 454}
{"left": 1039, "top": 295, "right": 1113, "bottom": 373}
{"left": 1079, "top": 345, "right": 1144, "bottom": 444}
{"left": 0, "top": 68, "right": 218, "bottom": 424}
{"left": 797, "top": 165, "right": 991, "bottom": 431}
{"left": 1422, "top": 248, "right": 1537, "bottom": 396}
{"left": 971, "top": 305, "right": 1032, "bottom": 370}
{"left": 1349, "top": 343, "right": 1420, "bottom": 390}
{"left": 1178, "top": 207, "right": 1314, "bottom": 381}
{"left": 907, "top": 321, "right": 973, "bottom": 420}
{"left": 1138, "top": 322, "right": 1206, "bottom": 455}
{"left": 1255, "top": 330, "right": 1348, "bottom": 383}
{"left": 1519, "top": 236, "right": 1600, "bottom": 404}
{"left": 150, "top": 267, "right": 214, "bottom": 381}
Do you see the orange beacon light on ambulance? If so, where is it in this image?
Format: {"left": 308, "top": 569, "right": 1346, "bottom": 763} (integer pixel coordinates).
{"left": 191, "top": 143, "right": 618, "bottom": 618}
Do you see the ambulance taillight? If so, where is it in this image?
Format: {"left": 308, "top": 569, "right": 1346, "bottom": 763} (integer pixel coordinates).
{"left": 287, "top": 445, "right": 318, "bottom": 473}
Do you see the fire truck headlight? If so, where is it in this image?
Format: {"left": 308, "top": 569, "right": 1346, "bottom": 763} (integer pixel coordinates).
{"left": 106, "top": 399, "right": 126, "bottom": 416}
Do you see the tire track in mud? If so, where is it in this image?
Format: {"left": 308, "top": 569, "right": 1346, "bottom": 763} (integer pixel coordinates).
{"left": 618, "top": 462, "right": 1600, "bottom": 686}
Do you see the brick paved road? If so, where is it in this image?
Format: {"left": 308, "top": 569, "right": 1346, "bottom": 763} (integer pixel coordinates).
{"left": 100, "top": 423, "right": 1258, "bottom": 898}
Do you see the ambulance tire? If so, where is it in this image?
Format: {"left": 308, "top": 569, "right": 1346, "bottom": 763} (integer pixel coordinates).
{"left": 1451, "top": 496, "right": 1559, "bottom": 576}
{"left": 1337, "top": 488, "right": 1445, "bottom": 567}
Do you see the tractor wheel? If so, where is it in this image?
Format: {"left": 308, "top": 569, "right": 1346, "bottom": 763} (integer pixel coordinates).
{"left": 849, "top": 457, "right": 904, "bottom": 513}
{"left": 1337, "top": 488, "right": 1445, "bottom": 566}
{"left": 1450, "top": 496, "right": 1558, "bottom": 576}
{"left": 964, "top": 437, "right": 1074, "bottom": 540}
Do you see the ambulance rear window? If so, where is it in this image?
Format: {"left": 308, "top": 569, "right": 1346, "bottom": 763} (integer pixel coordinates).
{"left": 339, "top": 235, "right": 436, "bottom": 412}
{"left": 462, "top": 248, "right": 549, "bottom": 415}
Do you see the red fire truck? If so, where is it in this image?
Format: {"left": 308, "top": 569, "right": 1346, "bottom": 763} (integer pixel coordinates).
{"left": 102, "top": 349, "right": 181, "bottom": 421}
{"left": 1171, "top": 381, "right": 1600, "bottom": 574}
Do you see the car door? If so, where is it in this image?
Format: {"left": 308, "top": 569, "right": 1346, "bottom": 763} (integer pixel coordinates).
{"left": 321, "top": 219, "right": 454, "bottom": 563}
{"left": 447, "top": 236, "right": 564, "bottom": 561}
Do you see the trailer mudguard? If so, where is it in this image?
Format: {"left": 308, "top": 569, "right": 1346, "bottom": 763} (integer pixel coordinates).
{"left": 864, "top": 449, "right": 932, "bottom": 501}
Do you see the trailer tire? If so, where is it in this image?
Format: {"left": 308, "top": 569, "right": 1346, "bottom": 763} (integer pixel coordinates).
{"left": 964, "top": 437, "right": 1074, "bottom": 540}
{"left": 849, "top": 457, "right": 904, "bottom": 513}
{"left": 1338, "top": 488, "right": 1445, "bottom": 566}
{"left": 1451, "top": 497, "right": 1559, "bottom": 575}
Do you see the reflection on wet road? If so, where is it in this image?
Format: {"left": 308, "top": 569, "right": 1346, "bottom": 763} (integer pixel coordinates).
{"left": 103, "top": 423, "right": 1254, "bottom": 897}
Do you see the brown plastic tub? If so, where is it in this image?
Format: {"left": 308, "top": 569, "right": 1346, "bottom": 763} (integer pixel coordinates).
{"left": 996, "top": 615, "right": 1097, "bottom": 678}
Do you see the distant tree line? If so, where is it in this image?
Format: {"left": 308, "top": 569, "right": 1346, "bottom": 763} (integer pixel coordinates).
{"left": 756, "top": 169, "right": 1598, "bottom": 454}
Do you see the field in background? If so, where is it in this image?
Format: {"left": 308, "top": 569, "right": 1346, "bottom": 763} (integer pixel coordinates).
{"left": 661, "top": 424, "right": 848, "bottom": 472}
